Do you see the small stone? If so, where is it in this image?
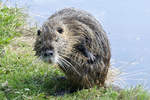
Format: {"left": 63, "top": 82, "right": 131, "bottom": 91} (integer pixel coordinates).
{"left": 1, "top": 81, "right": 8, "bottom": 88}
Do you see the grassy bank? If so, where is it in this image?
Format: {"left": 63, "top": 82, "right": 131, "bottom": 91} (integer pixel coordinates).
{"left": 0, "top": 5, "right": 150, "bottom": 100}
{"left": 0, "top": 5, "right": 27, "bottom": 46}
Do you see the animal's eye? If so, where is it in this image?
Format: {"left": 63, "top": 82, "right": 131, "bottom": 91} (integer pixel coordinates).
{"left": 57, "top": 27, "right": 63, "bottom": 34}
{"left": 37, "top": 30, "right": 41, "bottom": 36}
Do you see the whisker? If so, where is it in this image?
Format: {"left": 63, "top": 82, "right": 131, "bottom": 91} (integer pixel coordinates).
{"left": 57, "top": 56, "right": 68, "bottom": 72}
{"left": 58, "top": 54, "right": 81, "bottom": 76}
{"left": 58, "top": 56, "right": 73, "bottom": 72}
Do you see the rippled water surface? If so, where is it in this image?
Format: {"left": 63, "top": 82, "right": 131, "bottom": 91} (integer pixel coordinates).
{"left": 4, "top": 0, "right": 150, "bottom": 88}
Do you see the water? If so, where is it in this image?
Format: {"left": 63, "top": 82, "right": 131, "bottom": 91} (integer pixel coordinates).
{"left": 3, "top": 0, "right": 150, "bottom": 89}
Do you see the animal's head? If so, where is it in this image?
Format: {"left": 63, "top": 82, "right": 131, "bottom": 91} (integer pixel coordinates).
{"left": 34, "top": 18, "right": 92, "bottom": 63}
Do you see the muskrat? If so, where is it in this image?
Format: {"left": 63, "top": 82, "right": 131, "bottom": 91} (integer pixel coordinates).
{"left": 34, "top": 8, "right": 111, "bottom": 89}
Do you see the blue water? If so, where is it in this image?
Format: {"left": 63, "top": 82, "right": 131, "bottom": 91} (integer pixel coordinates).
{"left": 3, "top": 0, "right": 150, "bottom": 89}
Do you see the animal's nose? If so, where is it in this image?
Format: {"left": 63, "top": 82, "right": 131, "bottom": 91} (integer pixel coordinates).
{"left": 44, "top": 50, "right": 54, "bottom": 57}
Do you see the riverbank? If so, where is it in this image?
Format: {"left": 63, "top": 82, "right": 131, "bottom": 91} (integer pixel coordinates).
{"left": 0, "top": 5, "right": 149, "bottom": 100}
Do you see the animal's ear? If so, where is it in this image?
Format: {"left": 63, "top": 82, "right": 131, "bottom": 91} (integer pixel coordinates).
{"left": 75, "top": 44, "right": 96, "bottom": 64}
{"left": 37, "top": 30, "right": 41, "bottom": 36}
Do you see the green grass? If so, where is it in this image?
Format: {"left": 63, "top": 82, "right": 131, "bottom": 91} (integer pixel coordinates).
{"left": 0, "top": 5, "right": 26, "bottom": 46}
{"left": 0, "top": 5, "right": 150, "bottom": 100}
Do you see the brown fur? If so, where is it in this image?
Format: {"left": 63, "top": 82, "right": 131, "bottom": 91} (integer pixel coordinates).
{"left": 34, "top": 8, "right": 111, "bottom": 88}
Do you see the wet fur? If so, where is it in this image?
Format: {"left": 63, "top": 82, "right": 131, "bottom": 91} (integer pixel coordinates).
{"left": 34, "top": 8, "right": 111, "bottom": 88}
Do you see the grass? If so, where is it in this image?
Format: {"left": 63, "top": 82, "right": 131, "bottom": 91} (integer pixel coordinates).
{"left": 0, "top": 4, "right": 150, "bottom": 100}
{"left": 0, "top": 5, "right": 27, "bottom": 46}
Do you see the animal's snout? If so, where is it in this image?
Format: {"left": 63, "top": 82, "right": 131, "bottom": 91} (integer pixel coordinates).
{"left": 44, "top": 50, "right": 54, "bottom": 57}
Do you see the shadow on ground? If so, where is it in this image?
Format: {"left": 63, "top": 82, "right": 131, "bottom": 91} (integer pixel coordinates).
{"left": 23, "top": 73, "right": 79, "bottom": 96}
